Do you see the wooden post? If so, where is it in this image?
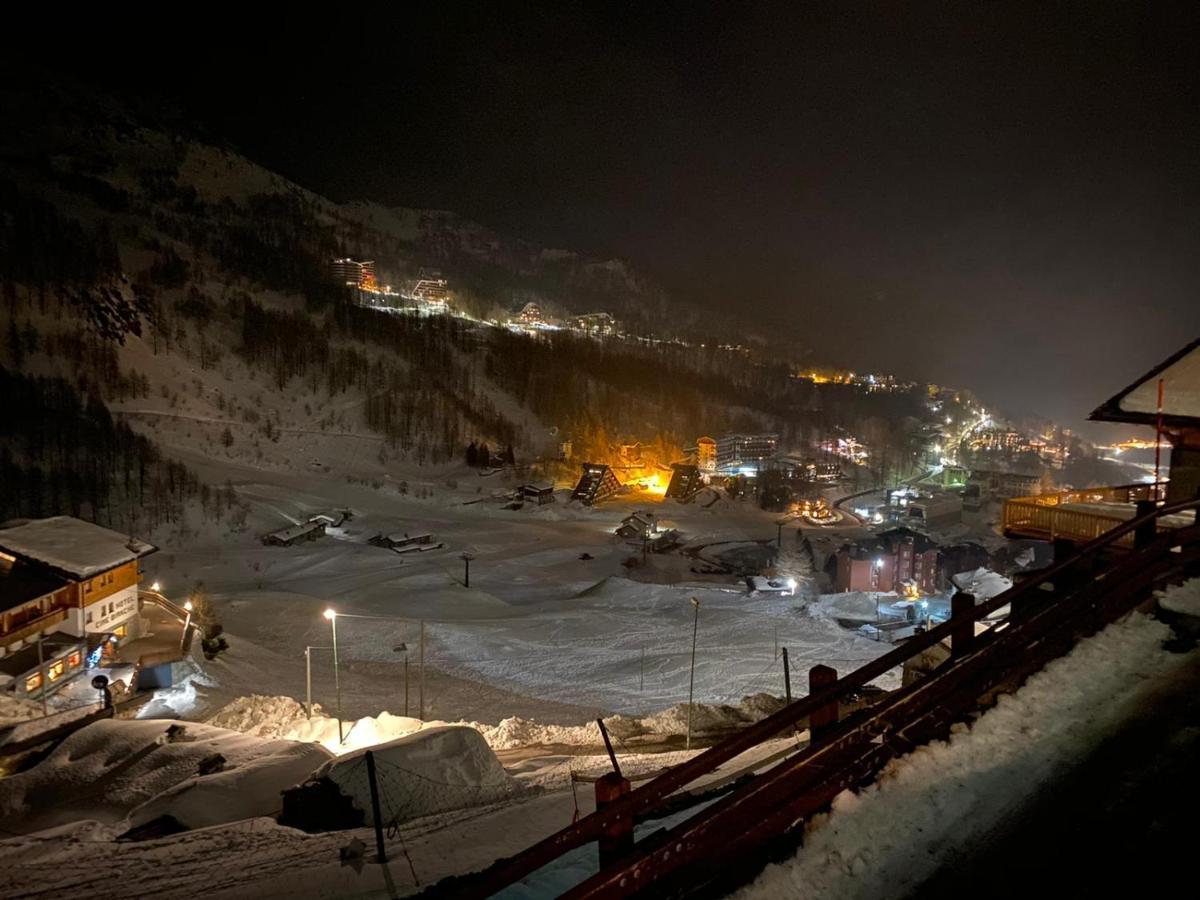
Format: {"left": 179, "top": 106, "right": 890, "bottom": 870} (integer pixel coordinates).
{"left": 36, "top": 632, "right": 48, "bottom": 717}
{"left": 364, "top": 750, "right": 387, "bottom": 862}
{"left": 597, "top": 718, "right": 622, "bottom": 778}
{"left": 951, "top": 591, "right": 975, "bottom": 659}
{"left": 595, "top": 772, "right": 633, "bottom": 867}
{"left": 781, "top": 647, "right": 792, "bottom": 703}
{"left": 1134, "top": 499, "right": 1157, "bottom": 549}
{"left": 808, "top": 664, "right": 837, "bottom": 743}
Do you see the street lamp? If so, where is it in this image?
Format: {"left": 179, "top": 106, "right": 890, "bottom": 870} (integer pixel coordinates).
{"left": 324, "top": 608, "right": 344, "bottom": 744}
{"left": 686, "top": 596, "right": 700, "bottom": 750}
{"left": 394, "top": 643, "right": 409, "bottom": 717}
{"left": 150, "top": 581, "right": 162, "bottom": 593}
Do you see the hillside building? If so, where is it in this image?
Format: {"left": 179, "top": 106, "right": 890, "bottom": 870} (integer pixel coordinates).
{"left": 331, "top": 257, "right": 377, "bottom": 291}
{"left": 0, "top": 517, "right": 156, "bottom": 699}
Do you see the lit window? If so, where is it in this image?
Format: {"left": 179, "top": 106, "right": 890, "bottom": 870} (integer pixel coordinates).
{"left": 48, "top": 660, "right": 65, "bottom": 681}
{"left": 25, "top": 673, "right": 41, "bottom": 693}
{"left": 68, "top": 652, "right": 82, "bottom": 668}
{"left": 113, "top": 624, "right": 127, "bottom": 639}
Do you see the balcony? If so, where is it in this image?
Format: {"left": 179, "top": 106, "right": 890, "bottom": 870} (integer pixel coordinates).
{"left": 1, "top": 607, "right": 69, "bottom": 647}
{"left": 1001, "top": 482, "right": 1194, "bottom": 547}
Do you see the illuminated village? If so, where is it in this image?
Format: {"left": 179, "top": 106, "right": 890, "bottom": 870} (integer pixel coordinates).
{"left": 2, "top": 12, "right": 1199, "bottom": 900}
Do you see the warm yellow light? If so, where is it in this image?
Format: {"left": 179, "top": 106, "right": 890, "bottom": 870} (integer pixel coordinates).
{"left": 323, "top": 608, "right": 337, "bottom": 620}
{"left": 184, "top": 600, "right": 194, "bottom": 611}
{"left": 150, "top": 581, "right": 161, "bottom": 592}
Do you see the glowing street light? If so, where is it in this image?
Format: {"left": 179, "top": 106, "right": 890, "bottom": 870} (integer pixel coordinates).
{"left": 324, "top": 608, "right": 344, "bottom": 744}
{"left": 150, "top": 581, "right": 162, "bottom": 593}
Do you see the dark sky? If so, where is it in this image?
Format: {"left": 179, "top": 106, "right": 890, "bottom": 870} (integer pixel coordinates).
{"left": 26, "top": 3, "right": 1200, "bottom": 430}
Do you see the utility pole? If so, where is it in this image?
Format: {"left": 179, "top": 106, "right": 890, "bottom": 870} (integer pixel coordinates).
{"left": 640, "top": 644, "right": 645, "bottom": 692}
{"left": 686, "top": 597, "right": 700, "bottom": 750}
{"left": 305, "top": 646, "right": 312, "bottom": 719}
{"left": 419, "top": 620, "right": 426, "bottom": 720}
{"left": 394, "top": 643, "right": 409, "bottom": 718}
{"left": 324, "top": 610, "right": 344, "bottom": 744}
{"left": 781, "top": 646, "right": 792, "bottom": 703}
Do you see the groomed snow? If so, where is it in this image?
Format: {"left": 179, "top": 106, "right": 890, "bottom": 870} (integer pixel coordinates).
{"left": 738, "top": 604, "right": 1197, "bottom": 900}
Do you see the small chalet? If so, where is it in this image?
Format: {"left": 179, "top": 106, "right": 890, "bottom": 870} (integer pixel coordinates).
{"left": 0, "top": 516, "right": 156, "bottom": 699}
{"left": 520, "top": 483, "right": 556, "bottom": 505}
{"left": 262, "top": 521, "right": 327, "bottom": 547}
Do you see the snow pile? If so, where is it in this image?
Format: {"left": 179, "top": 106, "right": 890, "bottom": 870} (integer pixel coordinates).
{"left": 208, "top": 692, "right": 791, "bottom": 755}
{"left": 814, "top": 591, "right": 901, "bottom": 623}
{"left": 636, "top": 693, "right": 787, "bottom": 736}
{"left": 318, "top": 725, "right": 513, "bottom": 825}
{"left": 478, "top": 717, "right": 602, "bottom": 749}
{"left": 1157, "top": 576, "right": 1200, "bottom": 617}
{"left": 208, "top": 695, "right": 424, "bottom": 755}
{"left": 0, "top": 719, "right": 330, "bottom": 835}
{"left": 738, "top": 611, "right": 1192, "bottom": 900}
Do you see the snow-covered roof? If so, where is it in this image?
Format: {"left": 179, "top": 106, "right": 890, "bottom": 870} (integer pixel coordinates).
{"left": 0, "top": 517, "right": 155, "bottom": 580}
{"left": 951, "top": 567, "right": 1013, "bottom": 602}
{"left": 1092, "top": 337, "right": 1200, "bottom": 427}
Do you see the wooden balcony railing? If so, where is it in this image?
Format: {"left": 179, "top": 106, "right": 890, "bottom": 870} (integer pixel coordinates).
{"left": 1002, "top": 482, "right": 1169, "bottom": 546}
{"left": 1, "top": 608, "right": 68, "bottom": 647}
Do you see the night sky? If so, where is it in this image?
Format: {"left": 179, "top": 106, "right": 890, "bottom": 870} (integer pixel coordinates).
{"left": 26, "top": 4, "right": 1200, "bottom": 429}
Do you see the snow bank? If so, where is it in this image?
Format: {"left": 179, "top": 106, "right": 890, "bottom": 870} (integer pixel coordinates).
{"left": 738, "top": 611, "right": 1191, "bottom": 900}
{"left": 0, "top": 719, "right": 330, "bottom": 834}
{"left": 208, "top": 691, "right": 790, "bottom": 755}
{"left": 318, "top": 725, "right": 513, "bottom": 825}
{"left": 1157, "top": 576, "right": 1200, "bottom": 617}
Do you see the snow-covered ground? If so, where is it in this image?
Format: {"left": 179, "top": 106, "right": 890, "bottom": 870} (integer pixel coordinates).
{"left": 127, "top": 451, "right": 893, "bottom": 728}
{"left": 737, "top": 579, "right": 1200, "bottom": 900}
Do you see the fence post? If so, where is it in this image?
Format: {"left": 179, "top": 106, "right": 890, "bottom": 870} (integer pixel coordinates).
{"left": 595, "top": 772, "right": 633, "bottom": 867}
{"left": 951, "top": 591, "right": 975, "bottom": 659}
{"left": 808, "top": 664, "right": 838, "bottom": 743}
{"left": 1134, "top": 499, "right": 1157, "bottom": 549}
{"left": 364, "top": 750, "right": 387, "bottom": 863}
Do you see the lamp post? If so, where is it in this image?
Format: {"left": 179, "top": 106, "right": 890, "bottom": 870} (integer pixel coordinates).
{"left": 324, "top": 608, "right": 344, "bottom": 744}
{"left": 394, "top": 643, "right": 409, "bottom": 717}
{"left": 686, "top": 596, "right": 700, "bottom": 750}
{"left": 179, "top": 600, "right": 194, "bottom": 654}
